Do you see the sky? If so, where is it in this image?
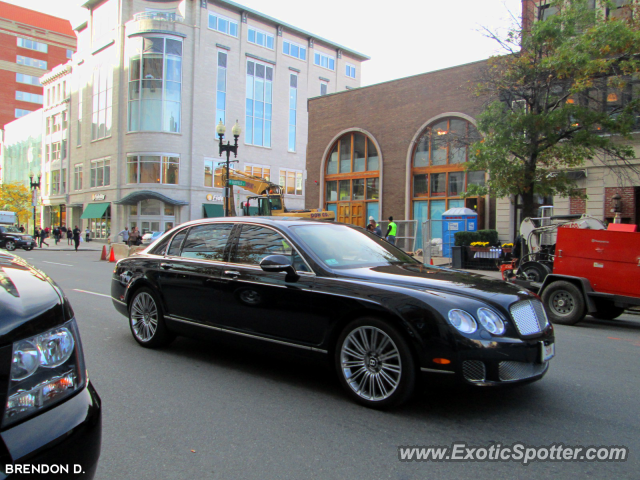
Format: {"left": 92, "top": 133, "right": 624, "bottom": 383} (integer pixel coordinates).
{"left": 5, "top": 0, "right": 523, "bottom": 87}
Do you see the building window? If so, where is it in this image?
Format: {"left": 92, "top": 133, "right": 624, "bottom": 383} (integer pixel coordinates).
{"left": 92, "top": 63, "right": 113, "bottom": 140}
{"left": 90, "top": 158, "right": 111, "bottom": 188}
{"left": 245, "top": 60, "right": 273, "bottom": 147}
{"left": 216, "top": 51, "right": 227, "bottom": 125}
{"left": 67, "top": 49, "right": 74, "bottom": 59}
{"left": 244, "top": 164, "right": 270, "bottom": 181}
{"left": 51, "top": 142, "right": 61, "bottom": 161}
{"left": 15, "top": 109, "right": 32, "bottom": 118}
{"left": 346, "top": 63, "right": 356, "bottom": 79}
{"left": 17, "top": 37, "right": 48, "bottom": 53}
{"left": 288, "top": 74, "right": 297, "bottom": 152}
{"left": 74, "top": 164, "right": 83, "bottom": 191}
{"left": 247, "top": 26, "right": 274, "bottom": 49}
{"left": 279, "top": 170, "right": 303, "bottom": 196}
{"left": 208, "top": 11, "right": 238, "bottom": 37}
{"left": 16, "top": 73, "right": 41, "bottom": 86}
{"left": 128, "top": 37, "right": 182, "bottom": 133}
{"left": 126, "top": 154, "right": 180, "bottom": 185}
{"left": 51, "top": 170, "right": 61, "bottom": 195}
{"left": 204, "top": 158, "right": 214, "bottom": 187}
{"left": 538, "top": 4, "right": 559, "bottom": 20}
{"left": 320, "top": 81, "right": 328, "bottom": 96}
{"left": 324, "top": 131, "right": 380, "bottom": 227}
{"left": 16, "top": 55, "right": 47, "bottom": 70}
{"left": 283, "top": 40, "right": 306, "bottom": 61}
{"left": 16, "top": 91, "right": 43, "bottom": 104}
{"left": 77, "top": 77, "right": 83, "bottom": 146}
{"left": 314, "top": 52, "right": 335, "bottom": 71}
{"left": 412, "top": 117, "right": 484, "bottom": 241}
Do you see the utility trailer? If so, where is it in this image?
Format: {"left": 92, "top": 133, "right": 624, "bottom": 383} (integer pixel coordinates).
{"left": 511, "top": 226, "right": 640, "bottom": 325}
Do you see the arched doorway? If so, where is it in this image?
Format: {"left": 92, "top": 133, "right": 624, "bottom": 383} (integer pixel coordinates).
{"left": 324, "top": 131, "right": 380, "bottom": 227}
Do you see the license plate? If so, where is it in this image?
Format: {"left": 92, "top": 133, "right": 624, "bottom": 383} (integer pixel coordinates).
{"left": 540, "top": 341, "right": 555, "bottom": 362}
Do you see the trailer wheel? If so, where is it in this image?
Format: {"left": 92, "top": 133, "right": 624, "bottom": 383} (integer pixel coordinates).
{"left": 541, "top": 281, "right": 586, "bottom": 325}
{"left": 519, "top": 261, "right": 551, "bottom": 283}
{"left": 592, "top": 299, "right": 625, "bottom": 321}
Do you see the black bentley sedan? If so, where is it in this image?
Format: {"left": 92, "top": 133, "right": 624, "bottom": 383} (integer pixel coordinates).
{"left": 111, "top": 218, "right": 554, "bottom": 408}
{"left": 0, "top": 252, "right": 101, "bottom": 478}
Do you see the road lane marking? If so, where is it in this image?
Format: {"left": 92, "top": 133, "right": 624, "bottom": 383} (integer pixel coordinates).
{"left": 73, "top": 289, "right": 111, "bottom": 298}
{"left": 42, "top": 261, "right": 73, "bottom": 266}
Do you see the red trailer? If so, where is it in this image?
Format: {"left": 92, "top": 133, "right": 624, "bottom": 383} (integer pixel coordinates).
{"left": 527, "top": 227, "right": 640, "bottom": 325}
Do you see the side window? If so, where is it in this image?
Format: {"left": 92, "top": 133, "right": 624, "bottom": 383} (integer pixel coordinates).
{"left": 232, "top": 225, "right": 293, "bottom": 265}
{"left": 181, "top": 224, "right": 233, "bottom": 261}
{"left": 149, "top": 234, "right": 172, "bottom": 255}
{"left": 167, "top": 230, "right": 188, "bottom": 256}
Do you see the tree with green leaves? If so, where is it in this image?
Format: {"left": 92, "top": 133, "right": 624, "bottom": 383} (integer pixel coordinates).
{"left": 466, "top": 0, "right": 640, "bottom": 219}
{"left": 0, "top": 182, "right": 32, "bottom": 226}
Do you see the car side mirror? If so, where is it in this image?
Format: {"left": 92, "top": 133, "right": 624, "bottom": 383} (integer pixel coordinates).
{"left": 260, "top": 254, "right": 298, "bottom": 280}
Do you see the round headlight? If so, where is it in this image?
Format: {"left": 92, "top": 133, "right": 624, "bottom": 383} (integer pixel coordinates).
{"left": 37, "top": 328, "right": 75, "bottom": 368}
{"left": 447, "top": 309, "right": 477, "bottom": 334}
{"left": 11, "top": 340, "right": 40, "bottom": 381}
{"left": 477, "top": 308, "right": 506, "bottom": 335}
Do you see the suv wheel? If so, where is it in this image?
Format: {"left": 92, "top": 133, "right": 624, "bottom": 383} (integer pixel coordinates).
{"left": 4, "top": 240, "right": 16, "bottom": 251}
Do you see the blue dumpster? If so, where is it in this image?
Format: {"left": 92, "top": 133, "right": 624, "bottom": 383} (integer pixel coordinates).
{"left": 442, "top": 208, "right": 478, "bottom": 257}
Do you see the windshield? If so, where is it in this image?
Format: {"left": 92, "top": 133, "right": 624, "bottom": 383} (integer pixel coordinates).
{"left": 4, "top": 226, "right": 20, "bottom": 233}
{"left": 291, "top": 224, "right": 418, "bottom": 269}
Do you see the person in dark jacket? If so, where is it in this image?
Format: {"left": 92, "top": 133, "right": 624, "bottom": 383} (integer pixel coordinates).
{"left": 73, "top": 226, "right": 81, "bottom": 252}
{"left": 39, "top": 227, "right": 49, "bottom": 248}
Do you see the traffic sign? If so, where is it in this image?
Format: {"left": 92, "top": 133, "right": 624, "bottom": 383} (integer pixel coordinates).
{"left": 229, "top": 180, "right": 246, "bottom": 186}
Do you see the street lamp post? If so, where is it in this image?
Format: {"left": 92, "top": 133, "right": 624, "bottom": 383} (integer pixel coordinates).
{"left": 216, "top": 120, "right": 242, "bottom": 217}
{"left": 29, "top": 173, "right": 41, "bottom": 237}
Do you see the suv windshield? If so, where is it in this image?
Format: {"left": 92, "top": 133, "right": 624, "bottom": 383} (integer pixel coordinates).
{"left": 291, "top": 224, "right": 417, "bottom": 269}
{"left": 2, "top": 226, "right": 20, "bottom": 233}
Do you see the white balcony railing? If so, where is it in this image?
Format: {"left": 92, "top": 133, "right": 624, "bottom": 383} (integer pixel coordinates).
{"left": 134, "top": 12, "right": 184, "bottom": 23}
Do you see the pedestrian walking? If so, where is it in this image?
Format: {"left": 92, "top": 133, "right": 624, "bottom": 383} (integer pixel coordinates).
{"left": 18, "top": 225, "right": 25, "bottom": 233}
{"left": 118, "top": 227, "right": 130, "bottom": 244}
{"left": 67, "top": 228, "right": 73, "bottom": 245}
{"left": 85, "top": 228, "right": 91, "bottom": 243}
{"left": 128, "top": 227, "right": 140, "bottom": 247}
{"left": 72, "top": 226, "right": 81, "bottom": 251}
{"left": 39, "top": 227, "right": 49, "bottom": 248}
{"left": 385, "top": 216, "right": 398, "bottom": 245}
{"left": 53, "top": 226, "right": 60, "bottom": 245}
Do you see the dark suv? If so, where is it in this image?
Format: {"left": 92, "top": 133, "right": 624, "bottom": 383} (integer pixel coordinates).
{"left": 0, "top": 251, "right": 101, "bottom": 477}
{"left": 0, "top": 226, "right": 36, "bottom": 252}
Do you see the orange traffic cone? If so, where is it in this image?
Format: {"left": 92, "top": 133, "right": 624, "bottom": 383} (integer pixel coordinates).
{"left": 100, "top": 245, "right": 108, "bottom": 261}
{"left": 108, "top": 247, "right": 116, "bottom": 262}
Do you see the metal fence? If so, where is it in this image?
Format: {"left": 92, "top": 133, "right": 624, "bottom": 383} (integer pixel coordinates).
{"left": 377, "top": 220, "right": 418, "bottom": 252}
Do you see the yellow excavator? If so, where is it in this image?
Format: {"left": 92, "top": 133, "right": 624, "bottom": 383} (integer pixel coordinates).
{"left": 214, "top": 168, "right": 335, "bottom": 220}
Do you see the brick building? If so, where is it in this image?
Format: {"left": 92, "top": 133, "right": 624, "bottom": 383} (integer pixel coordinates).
{"left": 305, "top": 60, "right": 493, "bottom": 245}
{"left": 0, "top": 1, "right": 76, "bottom": 129}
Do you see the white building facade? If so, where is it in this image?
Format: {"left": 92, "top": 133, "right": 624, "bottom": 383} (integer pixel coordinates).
{"left": 62, "top": 0, "right": 367, "bottom": 239}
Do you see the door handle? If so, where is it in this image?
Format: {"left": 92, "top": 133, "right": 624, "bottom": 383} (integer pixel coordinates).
{"left": 224, "top": 270, "right": 241, "bottom": 277}
{"left": 160, "top": 263, "right": 173, "bottom": 270}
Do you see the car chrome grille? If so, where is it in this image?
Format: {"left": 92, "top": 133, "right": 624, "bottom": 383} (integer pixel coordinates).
{"left": 462, "top": 360, "right": 486, "bottom": 382}
{"left": 509, "top": 300, "right": 548, "bottom": 336}
{"left": 499, "top": 361, "right": 548, "bottom": 381}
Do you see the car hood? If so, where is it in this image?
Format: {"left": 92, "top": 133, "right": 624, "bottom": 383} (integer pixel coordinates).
{"left": 0, "top": 253, "right": 69, "bottom": 345}
{"left": 336, "top": 263, "right": 528, "bottom": 304}
{"left": 2, "top": 232, "right": 32, "bottom": 238}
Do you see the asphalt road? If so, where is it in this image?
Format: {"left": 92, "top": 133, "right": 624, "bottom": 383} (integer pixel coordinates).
{"left": 13, "top": 249, "right": 640, "bottom": 479}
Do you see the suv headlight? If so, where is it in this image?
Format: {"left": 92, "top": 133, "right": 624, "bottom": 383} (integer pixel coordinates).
{"left": 4, "top": 318, "right": 86, "bottom": 428}
{"left": 447, "top": 309, "right": 477, "bottom": 334}
{"left": 477, "top": 308, "right": 506, "bottom": 335}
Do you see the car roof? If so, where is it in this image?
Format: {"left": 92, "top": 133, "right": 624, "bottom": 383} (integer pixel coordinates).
{"left": 177, "top": 216, "right": 335, "bottom": 229}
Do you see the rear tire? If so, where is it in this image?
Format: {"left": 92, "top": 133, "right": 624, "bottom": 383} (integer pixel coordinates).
{"left": 128, "top": 287, "right": 174, "bottom": 348}
{"left": 541, "top": 281, "right": 586, "bottom": 325}
{"left": 591, "top": 299, "right": 625, "bottom": 320}
{"left": 335, "top": 317, "right": 416, "bottom": 409}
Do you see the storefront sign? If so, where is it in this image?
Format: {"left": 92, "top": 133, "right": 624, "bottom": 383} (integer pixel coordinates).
{"left": 206, "top": 194, "right": 223, "bottom": 202}
{"left": 92, "top": 194, "right": 106, "bottom": 201}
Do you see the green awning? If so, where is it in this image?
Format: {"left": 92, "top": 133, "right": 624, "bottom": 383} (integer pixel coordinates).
{"left": 80, "top": 203, "right": 110, "bottom": 219}
{"left": 203, "top": 204, "right": 224, "bottom": 218}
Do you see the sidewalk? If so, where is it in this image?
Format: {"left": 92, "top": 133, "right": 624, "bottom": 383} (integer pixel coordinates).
{"left": 31, "top": 240, "right": 108, "bottom": 252}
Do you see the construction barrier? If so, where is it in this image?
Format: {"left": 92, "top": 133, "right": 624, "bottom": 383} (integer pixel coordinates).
{"left": 110, "top": 244, "right": 130, "bottom": 262}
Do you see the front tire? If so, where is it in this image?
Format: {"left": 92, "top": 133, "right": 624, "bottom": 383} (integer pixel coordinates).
{"left": 4, "top": 240, "right": 16, "bottom": 251}
{"left": 335, "top": 317, "right": 416, "bottom": 409}
{"left": 541, "top": 281, "right": 586, "bottom": 325}
{"left": 128, "top": 287, "right": 173, "bottom": 348}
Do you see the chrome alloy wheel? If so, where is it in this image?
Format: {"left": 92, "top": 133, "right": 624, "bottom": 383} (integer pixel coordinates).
{"left": 340, "top": 326, "right": 402, "bottom": 402}
{"left": 130, "top": 292, "right": 158, "bottom": 342}
{"left": 550, "top": 290, "right": 575, "bottom": 316}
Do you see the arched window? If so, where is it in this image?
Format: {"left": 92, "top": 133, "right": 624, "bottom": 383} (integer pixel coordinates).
{"left": 324, "top": 132, "right": 379, "bottom": 227}
{"left": 411, "top": 117, "right": 485, "bottom": 244}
